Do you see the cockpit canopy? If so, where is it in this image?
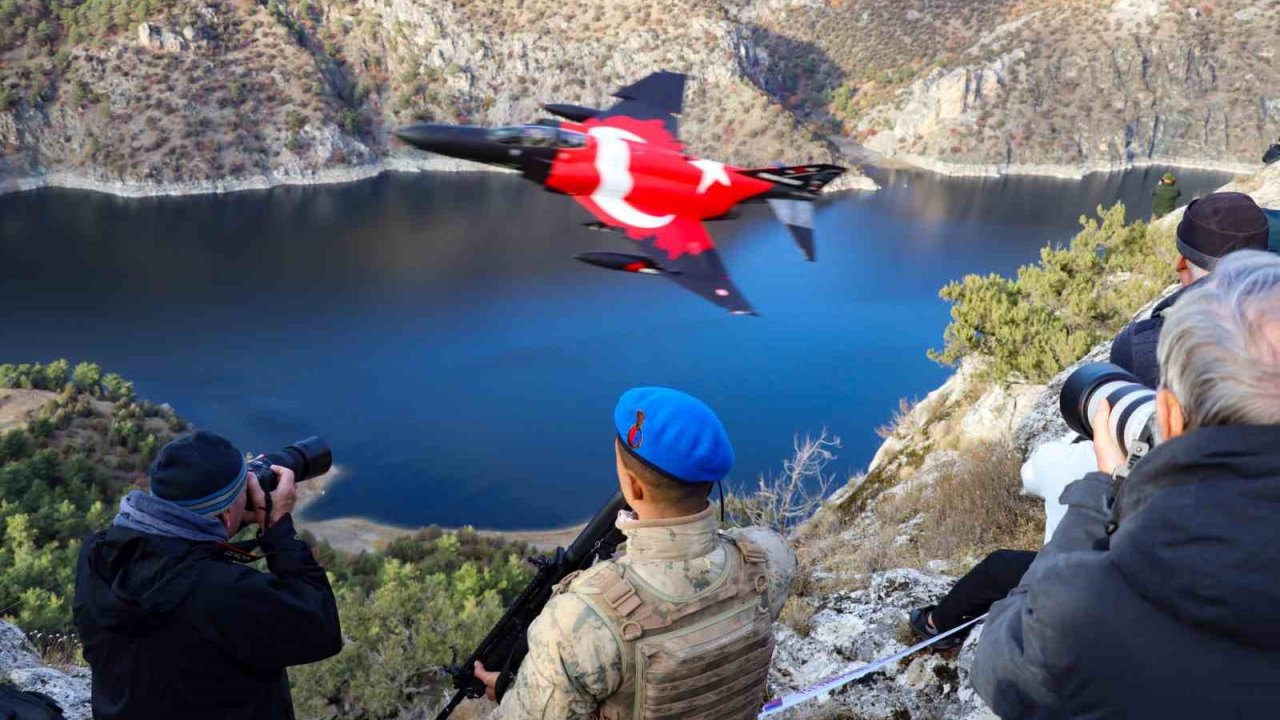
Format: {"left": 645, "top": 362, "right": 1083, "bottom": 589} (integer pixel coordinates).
{"left": 488, "top": 124, "right": 588, "bottom": 149}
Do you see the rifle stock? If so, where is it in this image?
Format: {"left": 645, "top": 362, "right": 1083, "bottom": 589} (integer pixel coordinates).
{"left": 433, "top": 491, "right": 629, "bottom": 720}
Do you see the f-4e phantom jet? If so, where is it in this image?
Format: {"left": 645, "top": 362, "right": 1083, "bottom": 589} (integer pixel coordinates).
{"left": 395, "top": 71, "right": 845, "bottom": 315}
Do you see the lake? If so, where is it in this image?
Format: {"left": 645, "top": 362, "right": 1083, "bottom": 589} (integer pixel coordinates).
{"left": 0, "top": 164, "right": 1231, "bottom": 529}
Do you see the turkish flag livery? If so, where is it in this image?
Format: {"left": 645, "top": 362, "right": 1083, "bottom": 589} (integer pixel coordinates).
{"left": 547, "top": 115, "right": 771, "bottom": 261}
{"left": 394, "top": 72, "right": 845, "bottom": 314}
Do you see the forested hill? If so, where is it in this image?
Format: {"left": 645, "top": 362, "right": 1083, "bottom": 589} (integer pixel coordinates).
{"left": 4, "top": 0, "right": 1276, "bottom": 193}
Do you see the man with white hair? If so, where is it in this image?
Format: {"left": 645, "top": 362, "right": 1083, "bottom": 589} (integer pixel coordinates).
{"left": 907, "top": 192, "right": 1273, "bottom": 650}
{"left": 971, "top": 250, "right": 1280, "bottom": 719}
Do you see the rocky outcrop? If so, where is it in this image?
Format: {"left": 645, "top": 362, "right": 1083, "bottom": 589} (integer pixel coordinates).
{"left": 861, "top": 0, "right": 1278, "bottom": 174}
{"left": 1, "top": 0, "right": 876, "bottom": 197}
{"left": 747, "top": 0, "right": 1278, "bottom": 177}
{"left": 770, "top": 569, "right": 995, "bottom": 720}
{"left": 0, "top": 622, "right": 91, "bottom": 720}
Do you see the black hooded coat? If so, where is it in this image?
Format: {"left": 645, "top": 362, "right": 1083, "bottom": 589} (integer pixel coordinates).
{"left": 971, "top": 425, "right": 1280, "bottom": 718}
{"left": 73, "top": 515, "right": 341, "bottom": 720}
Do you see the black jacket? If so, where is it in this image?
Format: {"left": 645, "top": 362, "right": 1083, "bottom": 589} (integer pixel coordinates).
{"left": 973, "top": 425, "right": 1280, "bottom": 719}
{"left": 1109, "top": 286, "right": 1188, "bottom": 389}
{"left": 1264, "top": 143, "right": 1280, "bottom": 165}
{"left": 73, "top": 515, "right": 342, "bottom": 720}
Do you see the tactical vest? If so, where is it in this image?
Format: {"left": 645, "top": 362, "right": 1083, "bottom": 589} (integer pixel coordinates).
{"left": 567, "top": 533, "right": 775, "bottom": 720}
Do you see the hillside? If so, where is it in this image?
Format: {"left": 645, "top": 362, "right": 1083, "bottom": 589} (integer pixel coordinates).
{"left": 4, "top": 0, "right": 1273, "bottom": 194}
{"left": 0, "top": 0, "right": 868, "bottom": 194}
{"left": 745, "top": 0, "right": 1279, "bottom": 175}
{"left": 760, "top": 161, "right": 1280, "bottom": 718}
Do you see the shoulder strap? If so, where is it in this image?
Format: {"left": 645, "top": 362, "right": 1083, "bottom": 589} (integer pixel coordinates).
{"left": 724, "top": 534, "right": 770, "bottom": 595}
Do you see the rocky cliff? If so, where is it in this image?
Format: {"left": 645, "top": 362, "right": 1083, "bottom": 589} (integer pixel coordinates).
{"left": 744, "top": 0, "right": 1279, "bottom": 176}
{"left": 0, "top": 0, "right": 873, "bottom": 195}
{"left": 0, "top": 621, "right": 91, "bottom": 720}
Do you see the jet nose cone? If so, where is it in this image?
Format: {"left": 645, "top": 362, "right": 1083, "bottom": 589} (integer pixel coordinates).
{"left": 394, "top": 123, "right": 520, "bottom": 169}
{"left": 393, "top": 123, "right": 455, "bottom": 151}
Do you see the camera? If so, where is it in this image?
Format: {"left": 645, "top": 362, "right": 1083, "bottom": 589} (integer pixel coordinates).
{"left": 244, "top": 436, "right": 332, "bottom": 510}
{"left": 1060, "top": 363, "right": 1157, "bottom": 457}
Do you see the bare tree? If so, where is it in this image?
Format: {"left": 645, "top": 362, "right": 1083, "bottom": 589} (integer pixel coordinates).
{"left": 730, "top": 430, "right": 840, "bottom": 537}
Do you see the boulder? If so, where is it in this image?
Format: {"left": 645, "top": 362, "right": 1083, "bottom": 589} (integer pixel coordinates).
{"left": 769, "top": 569, "right": 996, "bottom": 719}
{"left": 0, "top": 622, "right": 92, "bottom": 720}
{"left": 136, "top": 22, "right": 189, "bottom": 52}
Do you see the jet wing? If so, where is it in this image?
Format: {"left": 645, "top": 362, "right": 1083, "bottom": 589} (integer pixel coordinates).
{"left": 624, "top": 220, "right": 756, "bottom": 315}
{"left": 637, "top": 222, "right": 752, "bottom": 315}
{"left": 595, "top": 71, "right": 686, "bottom": 141}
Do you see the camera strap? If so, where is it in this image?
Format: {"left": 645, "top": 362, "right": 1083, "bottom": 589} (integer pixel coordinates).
{"left": 1107, "top": 425, "right": 1155, "bottom": 535}
{"left": 219, "top": 540, "right": 263, "bottom": 564}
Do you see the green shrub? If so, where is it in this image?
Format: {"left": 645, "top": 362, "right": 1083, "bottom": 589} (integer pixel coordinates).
{"left": 930, "top": 203, "right": 1175, "bottom": 383}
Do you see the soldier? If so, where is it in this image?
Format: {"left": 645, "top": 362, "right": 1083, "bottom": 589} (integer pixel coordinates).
{"left": 1152, "top": 172, "right": 1181, "bottom": 218}
{"left": 474, "top": 387, "right": 797, "bottom": 719}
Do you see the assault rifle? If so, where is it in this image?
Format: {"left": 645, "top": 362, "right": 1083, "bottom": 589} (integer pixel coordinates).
{"left": 433, "top": 491, "right": 630, "bottom": 720}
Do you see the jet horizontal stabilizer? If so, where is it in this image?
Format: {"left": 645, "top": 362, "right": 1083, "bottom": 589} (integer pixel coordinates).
{"left": 543, "top": 103, "right": 601, "bottom": 122}
{"left": 577, "top": 252, "right": 667, "bottom": 275}
{"left": 741, "top": 164, "right": 845, "bottom": 196}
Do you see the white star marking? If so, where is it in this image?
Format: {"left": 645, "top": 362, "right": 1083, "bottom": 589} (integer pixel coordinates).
{"left": 690, "top": 159, "right": 731, "bottom": 195}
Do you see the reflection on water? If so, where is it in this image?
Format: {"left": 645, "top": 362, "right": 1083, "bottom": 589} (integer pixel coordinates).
{"left": 0, "top": 165, "right": 1231, "bottom": 529}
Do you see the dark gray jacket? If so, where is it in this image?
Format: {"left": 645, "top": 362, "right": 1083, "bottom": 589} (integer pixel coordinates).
{"left": 1108, "top": 286, "right": 1188, "bottom": 390}
{"left": 972, "top": 425, "right": 1280, "bottom": 719}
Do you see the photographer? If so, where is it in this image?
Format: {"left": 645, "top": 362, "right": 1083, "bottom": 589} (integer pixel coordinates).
{"left": 73, "top": 431, "right": 342, "bottom": 720}
{"left": 908, "top": 191, "right": 1273, "bottom": 649}
{"left": 970, "top": 250, "right": 1280, "bottom": 718}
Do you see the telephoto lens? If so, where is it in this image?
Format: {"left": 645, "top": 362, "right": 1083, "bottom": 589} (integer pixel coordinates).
{"left": 246, "top": 436, "right": 332, "bottom": 498}
{"left": 1059, "top": 363, "right": 1157, "bottom": 457}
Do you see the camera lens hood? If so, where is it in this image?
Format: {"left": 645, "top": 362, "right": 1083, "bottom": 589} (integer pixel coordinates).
{"left": 1060, "top": 362, "right": 1142, "bottom": 439}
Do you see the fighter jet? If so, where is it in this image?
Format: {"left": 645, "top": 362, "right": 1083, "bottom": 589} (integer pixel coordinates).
{"left": 394, "top": 71, "right": 845, "bottom": 315}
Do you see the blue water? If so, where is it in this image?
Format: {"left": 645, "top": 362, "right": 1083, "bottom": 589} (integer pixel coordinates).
{"left": 0, "top": 165, "right": 1231, "bottom": 529}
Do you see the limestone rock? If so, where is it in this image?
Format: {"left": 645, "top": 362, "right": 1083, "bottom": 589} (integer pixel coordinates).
{"left": 136, "top": 22, "right": 188, "bottom": 53}
{"left": 769, "top": 569, "right": 994, "bottom": 719}
{"left": 0, "top": 622, "right": 92, "bottom": 720}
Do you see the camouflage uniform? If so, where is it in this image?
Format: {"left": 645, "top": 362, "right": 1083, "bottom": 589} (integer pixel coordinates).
{"left": 491, "top": 505, "right": 796, "bottom": 720}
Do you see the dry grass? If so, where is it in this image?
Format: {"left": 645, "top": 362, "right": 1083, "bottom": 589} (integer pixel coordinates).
{"left": 730, "top": 431, "right": 841, "bottom": 536}
{"left": 875, "top": 397, "right": 919, "bottom": 440}
{"left": 805, "top": 437, "right": 1042, "bottom": 593}
{"left": 27, "top": 630, "right": 83, "bottom": 669}
{"left": 910, "top": 440, "right": 1042, "bottom": 562}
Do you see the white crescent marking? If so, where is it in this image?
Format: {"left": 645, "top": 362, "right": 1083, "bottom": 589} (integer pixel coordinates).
{"left": 588, "top": 126, "right": 676, "bottom": 230}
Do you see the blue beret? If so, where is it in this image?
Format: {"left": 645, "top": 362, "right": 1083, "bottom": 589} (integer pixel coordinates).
{"left": 614, "top": 387, "right": 734, "bottom": 483}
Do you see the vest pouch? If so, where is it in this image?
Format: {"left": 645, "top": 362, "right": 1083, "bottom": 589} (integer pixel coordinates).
{"left": 632, "top": 598, "right": 775, "bottom": 720}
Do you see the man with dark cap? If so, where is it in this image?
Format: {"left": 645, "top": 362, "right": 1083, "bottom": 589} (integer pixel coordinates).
{"left": 473, "top": 387, "right": 796, "bottom": 719}
{"left": 73, "top": 431, "right": 342, "bottom": 720}
{"left": 1152, "top": 172, "right": 1181, "bottom": 218}
{"left": 1110, "top": 190, "right": 1271, "bottom": 388}
{"left": 907, "top": 191, "right": 1272, "bottom": 651}
{"left": 1264, "top": 137, "right": 1280, "bottom": 166}
{"left": 973, "top": 250, "right": 1280, "bottom": 718}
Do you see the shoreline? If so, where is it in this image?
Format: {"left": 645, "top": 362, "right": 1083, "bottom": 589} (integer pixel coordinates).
{"left": 0, "top": 154, "right": 509, "bottom": 198}
{"left": 296, "top": 514, "right": 585, "bottom": 554}
{"left": 291, "top": 470, "right": 584, "bottom": 553}
{"left": 872, "top": 152, "right": 1256, "bottom": 180}
{"left": 9, "top": 144, "right": 1257, "bottom": 200}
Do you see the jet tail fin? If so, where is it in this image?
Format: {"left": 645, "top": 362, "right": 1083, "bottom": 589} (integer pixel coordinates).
{"left": 740, "top": 164, "right": 845, "bottom": 195}
{"left": 768, "top": 199, "right": 817, "bottom": 261}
